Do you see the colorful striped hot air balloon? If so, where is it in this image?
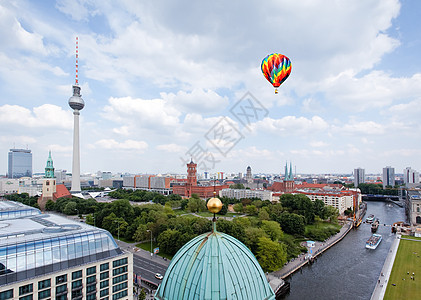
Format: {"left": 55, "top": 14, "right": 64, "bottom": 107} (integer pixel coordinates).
{"left": 261, "top": 53, "right": 291, "bottom": 94}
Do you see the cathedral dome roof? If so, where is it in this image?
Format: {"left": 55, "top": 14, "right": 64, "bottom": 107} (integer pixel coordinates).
{"left": 155, "top": 224, "right": 275, "bottom": 300}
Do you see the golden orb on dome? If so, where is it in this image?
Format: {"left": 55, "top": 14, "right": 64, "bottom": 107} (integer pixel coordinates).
{"left": 207, "top": 197, "right": 223, "bottom": 214}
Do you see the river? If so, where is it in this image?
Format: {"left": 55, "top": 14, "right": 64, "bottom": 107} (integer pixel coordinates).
{"left": 283, "top": 201, "right": 406, "bottom": 300}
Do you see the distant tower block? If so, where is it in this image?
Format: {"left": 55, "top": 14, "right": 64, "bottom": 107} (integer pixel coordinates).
{"left": 69, "top": 37, "right": 85, "bottom": 193}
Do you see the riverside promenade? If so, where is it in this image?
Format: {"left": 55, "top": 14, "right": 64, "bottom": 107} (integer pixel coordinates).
{"left": 272, "top": 221, "right": 353, "bottom": 279}
{"left": 370, "top": 235, "right": 401, "bottom": 300}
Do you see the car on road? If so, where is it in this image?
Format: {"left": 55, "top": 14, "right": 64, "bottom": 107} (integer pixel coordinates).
{"left": 155, "top": 273, "right": 163, "bottom": 280}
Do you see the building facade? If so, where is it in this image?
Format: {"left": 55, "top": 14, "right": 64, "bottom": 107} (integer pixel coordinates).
{"left": 403, "top": 167, "right": 420, "bottom": 188}
{"left": 220, "top": 188, "right": 273, "bottom": 201}
{"left": 405, "top": 190, "right": 421, "bottom": 225}
{"left": 8, "top": 149, "right": 32, "bottom": 179}
{"left": 353, "top": 168, "right": 365, "bottom": 187}
{"left": 0, "top": 201, "right": 132, "bottom": 300}
{"left": 382, "top": 166, "right": 395, "bottom": 188}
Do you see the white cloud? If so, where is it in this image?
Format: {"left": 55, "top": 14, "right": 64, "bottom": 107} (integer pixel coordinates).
{"left": 93, "top": 139, "right": 148, "bottom": 151}
{"left": 156, "top": 144, "right": 186, "bottom": 153}
{"left": 161, "top": 88, "right": 229, "bottom": 114}
{"left": 336, "top": 121, "right": 385, "bottom": 135}
{"left": 310, "top": 141, "right": 329, "bottom": 148}
{"left": 0, "top": 104, "right": 72, "bottom": 129}
{"left": 251, "top": 116, "right": 329, "bottom": 136}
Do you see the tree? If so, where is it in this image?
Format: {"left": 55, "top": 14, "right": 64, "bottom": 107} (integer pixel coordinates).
{"left": 277, "top": 212, "right": 305, "bottom": 235}
{"left": 157, "top": 229, "right": 182, "bottom": 255}
{"left": 232, "top": 203, "right": 243, "bottom": 213}
{"left": 133, "top": 224, "right": 149, "bottom": 242}
{"left": 63, "top": 201, "right": 78, "bottom": 215}
{"left": 261, "top": 220, "right": 283, "bottom": 241}
{"left": 256, "top": 237, "right": 287, "bottom": 272}
{"left": 244, "top": 227, "right": 267, "bottom": 253}
{"left": 45, "top": 200, "right": 56, "bottom": 211}
{"left": 217, "top": 203, "right": 228, "bottom": 215}
{"left": 244, "top": 205, "right": 257, "bottom": 216}
{"left": 186, "top": 197, "right": 206, "bottom": 213}
{"left": 138, "top": 289, "right": 146, "bottom": 300}
{"left": 258, "top": 209, "right": 270, "bottom": 221}
{"left": 313, "top": 199, "right": 327, "bottom": 220}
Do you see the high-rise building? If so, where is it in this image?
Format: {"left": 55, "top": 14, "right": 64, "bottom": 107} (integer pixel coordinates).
{"left": 403, "top": 167, "right": 419, "bottom": 187}
{"left": 69, "top": 37, "right": 85, "bottom": 193}
{"left": 246, "top": 166, "right": 252, "bottom": 183}
{"left": 382, "top": 166, "right": 395, "bottom": 188}
{"left": 8, "top": 148, "right": 32, "bottom": 178}
{"left": 354, "top": 168, "right": 365, "bottom": 187}
{"left": 0, "top": 201, "right": 132, "bottom": 300}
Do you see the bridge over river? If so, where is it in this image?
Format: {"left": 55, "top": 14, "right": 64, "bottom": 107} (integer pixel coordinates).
{"left": 362, "top": 194, "right": 403, "bottom": 207}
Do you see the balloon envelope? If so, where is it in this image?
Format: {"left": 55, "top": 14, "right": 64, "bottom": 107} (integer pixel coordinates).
{"left": 261, "top": 53, "right": 291, "bottom": 90}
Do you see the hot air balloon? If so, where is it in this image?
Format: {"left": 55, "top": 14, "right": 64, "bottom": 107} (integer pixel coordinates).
{"left": 261, "top": 53, "right": 291, "bottom": 94}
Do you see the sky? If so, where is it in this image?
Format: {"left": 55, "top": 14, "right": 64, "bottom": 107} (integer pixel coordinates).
{"left": 1, "top": 0, "right": 421, "bottom": 176}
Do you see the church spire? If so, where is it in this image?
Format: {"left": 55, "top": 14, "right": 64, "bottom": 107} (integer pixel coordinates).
{"left": 284, "top": 161, "right": 288, "bottom": 180}
{"left": 45, "top": 151, "right": 55, "bottom": 178}
{"left": 289, "top": 162, "right": 293, "bottom": 181}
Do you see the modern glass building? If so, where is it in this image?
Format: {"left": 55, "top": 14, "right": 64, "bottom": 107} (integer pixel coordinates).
{"left": 8, "top": 149, "right": 32, "bottom": 179}
{"left": 0, "top": 200, "right": 132, "bottom": 300}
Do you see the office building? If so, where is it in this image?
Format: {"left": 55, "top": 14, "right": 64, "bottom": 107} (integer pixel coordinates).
{"left": 8, "top": 149, "right": 32, "bottom": 179}
{"left": 403, "top": 167, "right": 420, "bottom": 188}
{"left": 405, "top": 190, "right": 421, "bottom": 226}
{"left": 0, "top": 200, "right": 132, "bottom": 300}
{"left": 353, "top": 168, "right": 365, "bottom": 187}
{"left": 219, "top": 188, "right": 273, "bottom": 201}
{"left": 382, "top": 166, "right": 395, "bottom": 188}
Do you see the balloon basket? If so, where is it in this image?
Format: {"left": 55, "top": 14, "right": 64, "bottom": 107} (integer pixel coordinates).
{"left": 275, "top": 89, "right": 278, "bottom": 94}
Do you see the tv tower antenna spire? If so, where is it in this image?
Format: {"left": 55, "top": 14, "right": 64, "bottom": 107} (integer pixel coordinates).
{"left": 75, "top": 36, "right": 79, "bottom": 85}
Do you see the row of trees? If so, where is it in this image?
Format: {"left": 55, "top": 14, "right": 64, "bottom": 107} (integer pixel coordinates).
{"left": 7, "top": 192, "right": 340, "bottom": 272}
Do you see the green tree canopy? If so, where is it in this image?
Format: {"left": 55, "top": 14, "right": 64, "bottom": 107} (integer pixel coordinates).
{"left": 256, "top": 237, "right": 287, "bottom": 272}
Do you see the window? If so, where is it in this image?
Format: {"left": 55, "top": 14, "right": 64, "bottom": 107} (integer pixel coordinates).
{"left": 86, "top": 284, "right": 96, "bottom": 293}
{"left": 19, "top": 284, "right": 33, "bottom": 295}
{"left": 72, "top": 279, "right": 82, "bottom": 289}
{"left": 38, "top": 279, "right": 51, "bottom": 290}
{"left": 100, "top": 263, "right": 109, "bottom": 271}
{"left": 112, "top": 289, "right": 127, "bottom": 300}
{"left": 86, "top": 294, "right": 96, "bottom": 300}
{"left": 19, "top": 295, "right": 33, "bottom": 300}
{"left": 100, "top": 289, "right": 109, "bottom": 297}
{"left": 38, "top": 289, "right": 51, "bottom": 299}
{"left": 112, "top": 258, "right": 127, "bottom": 268}
{"left": 112, "top": 274, "right": 128, "bottom": 284}
{"left": 56, "top": 274, "right": 68, "bottom": 284}
{"left": 71, "top": 289, "right": 82, "bottom": 299}
{"left": 56, "top": 296, "right": 67, "bottom": 300}
{"left": 0, "top": 290, "right": 13, "bottom": 300}
{"left": 100, "top": 271, "right": 109, "bottom": 280}
{"left": 56, "top": 284, "right": 67, "bottom": 294}
{"left": 100, "top": 280, "right": 109, "bottom": 289}
{"left": 86, "top": 275, "right": 96, "bottom": 284}
{"left": 87, "top": 266, "right": 96, "bottom": 275}
{"left": 72, "top": 270, "right": 82, "bottom": 280}
{"left": 112, "top": 266, "right": 127, "bottom": 276}
{"left": 112, "top": 282, "right": 128, "bottom": 293}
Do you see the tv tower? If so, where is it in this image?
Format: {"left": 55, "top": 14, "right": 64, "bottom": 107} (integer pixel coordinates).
{"left": 69, "top": 37, "right": 84, "bottom": 193}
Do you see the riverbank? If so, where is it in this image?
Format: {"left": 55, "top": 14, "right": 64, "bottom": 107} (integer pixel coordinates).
{"left": 370, "top": 234, "right": 400, "bottom": 300}
{"left": 272, "top": 221, "right": 353, "bottom": 279}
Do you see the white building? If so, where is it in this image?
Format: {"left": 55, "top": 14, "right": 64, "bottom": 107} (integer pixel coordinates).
{"left": 296, "top": 190, "right": 355, "bottom": 215}
{"left": 382, "top": 166, "right": 395, "bottom": 188}
{"left": 353, "top": 168, "right": 365, "bottom": 187}
{"left": 219, "top": 188, "right": 273, "bottom": 201}
{"left": 403, "top": 167, "right": 420, "bottom": 188}
{"left": 0, "top": 178, "right": 43, "bottom": 196}
{"left": 0, "top": 201, "right": 133, "bottom": 300}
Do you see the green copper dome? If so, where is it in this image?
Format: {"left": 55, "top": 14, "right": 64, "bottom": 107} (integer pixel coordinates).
{"left": 155, "top": 223, "right": 275, "bottom": 300}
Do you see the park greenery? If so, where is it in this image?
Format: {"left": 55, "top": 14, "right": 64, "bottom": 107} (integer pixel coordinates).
{"left": 6, "top": 190, "right": 341, "bottom": 272}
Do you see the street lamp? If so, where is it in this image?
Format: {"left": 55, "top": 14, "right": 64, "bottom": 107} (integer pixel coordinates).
{"left": 147, "top": 230, "right": 153, "bottom": 257}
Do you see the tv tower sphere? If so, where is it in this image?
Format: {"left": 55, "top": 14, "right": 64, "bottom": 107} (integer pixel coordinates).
{"left": 69, "top": 85, "right": 85, "bottom": 111}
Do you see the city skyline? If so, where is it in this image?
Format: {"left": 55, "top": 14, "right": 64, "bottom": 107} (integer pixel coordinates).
{"left": 1, "top": 1, "right": 421, "bottom": 174}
